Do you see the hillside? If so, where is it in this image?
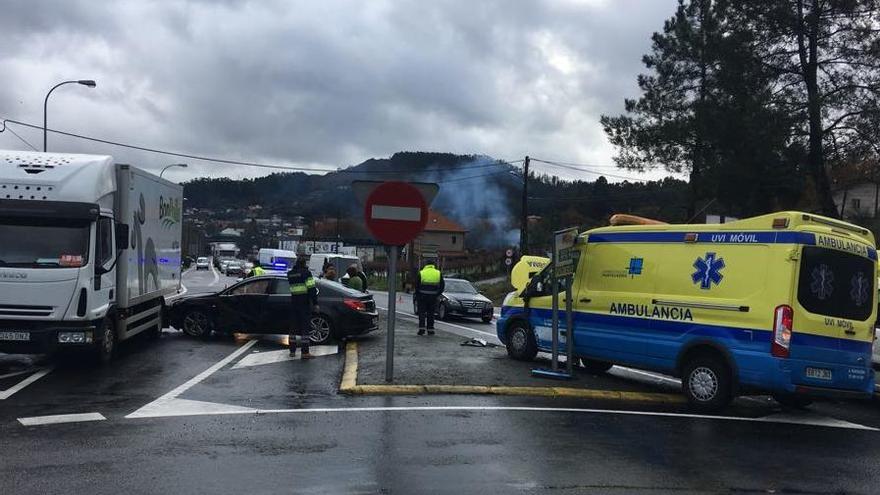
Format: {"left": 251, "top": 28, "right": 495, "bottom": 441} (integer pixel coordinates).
{"left": 182, "top": 152, "right": 690, "bottom": 248}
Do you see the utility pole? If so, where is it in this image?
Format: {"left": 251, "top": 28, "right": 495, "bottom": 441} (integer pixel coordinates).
{"left": 520, "top": 156, "right": 530, "bottom": 256}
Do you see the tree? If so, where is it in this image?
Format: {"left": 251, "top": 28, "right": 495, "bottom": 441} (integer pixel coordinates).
{"left": 735, "top": 0, "right": 880, "bottom": 217}
{"left": 601, "top": 0, "right": 723, "bottom": 217}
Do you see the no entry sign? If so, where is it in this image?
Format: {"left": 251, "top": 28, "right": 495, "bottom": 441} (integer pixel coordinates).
{"left": 364, "top": 181, "right": 429, "bottom": 246}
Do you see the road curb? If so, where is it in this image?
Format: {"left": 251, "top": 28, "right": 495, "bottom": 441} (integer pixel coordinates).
{"left": 338, "top": 341, "right": 684, "bottom": 404}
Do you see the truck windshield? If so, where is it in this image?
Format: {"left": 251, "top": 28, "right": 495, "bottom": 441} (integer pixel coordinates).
{"left": 0, "top": 218, "right": 91, "bottom": 268}
{"left": 797, "top": 246, "right": 874, "bottom": 321}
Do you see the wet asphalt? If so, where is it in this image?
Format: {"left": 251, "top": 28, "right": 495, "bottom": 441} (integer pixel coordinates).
{"left": 2, "top": 267, "right": 880, "bottom": 494}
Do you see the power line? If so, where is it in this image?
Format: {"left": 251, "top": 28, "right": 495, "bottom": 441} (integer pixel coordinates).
{"left": 531, "top": 158, "right": 652, "bottom": 182}
{"left": 0, "top": 117, "right": 521, "bottom": 175}
{"left": 0, "top": 120, "right": 38, "bottom": 151}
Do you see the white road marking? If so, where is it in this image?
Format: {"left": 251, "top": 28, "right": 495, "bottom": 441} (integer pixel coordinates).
{"left": 614, "top": 367, "right": 680, "bottom": 385}
{"left": 124, "top": 404, "right": 876, "bottom": 431}
{"left": 371, "top": 205, "right": 422, "bottom": 221}
{"left": 376, "top": 305, "right": 499, "bottom": 340}
{"left": 126, "top": 340, "right": 257, "bottom": 418}
{"left": 231, "top": 345, "right": 339, "bottom": 369}
{"left": 18, "top": 412, "right": 106, "bottom": 426}
{"left": 210, "top": 261, "right": 220, "bottom": 285}
{"left": 0, "top": 369, "right": 38, "bottom": 380}
{"left": 0, "top": 367, "right": 53, "bottom": 400}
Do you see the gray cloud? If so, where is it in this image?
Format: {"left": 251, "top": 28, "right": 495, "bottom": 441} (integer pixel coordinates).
{"left": 0, "top": 0, "right": 679, "bottom": 182}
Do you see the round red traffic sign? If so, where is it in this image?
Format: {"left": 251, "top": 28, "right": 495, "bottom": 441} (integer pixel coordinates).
{"left": 364, "top": 181, "right": 428, "bottom": 245}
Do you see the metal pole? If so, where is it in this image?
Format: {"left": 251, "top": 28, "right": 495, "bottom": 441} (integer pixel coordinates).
{"left": 520, "top": 156, "right": 529, "bottom": 255}
{"left": 385, "top": 245, "right": 398, "bottom": 382}
{"left": 550, "top": 235, "right": 559, "bottom": 371}
{"left": 565, "top": 278, "right": 574, "bottom": 375}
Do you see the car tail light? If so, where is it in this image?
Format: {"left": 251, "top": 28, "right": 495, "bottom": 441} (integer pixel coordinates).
{"left": 344, "top": 298, "right": 367, "bottom": 311}
{"left": 772, "top": 305, "right": 793, "bottom": 358}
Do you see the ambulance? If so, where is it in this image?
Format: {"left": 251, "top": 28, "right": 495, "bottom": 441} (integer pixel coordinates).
{"left": 497, "top": 212, "right": 877, "bottom": 411}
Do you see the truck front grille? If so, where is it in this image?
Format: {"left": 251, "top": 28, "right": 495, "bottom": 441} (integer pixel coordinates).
{"left": 0, "top": 304, "right": 54, "bottom": 317}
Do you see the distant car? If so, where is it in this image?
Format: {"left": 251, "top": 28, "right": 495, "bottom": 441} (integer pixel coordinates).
{"left": 414, "top": 278, "right": 493, "bottom": 323}
{"left": 169, "top": 276, "right": 378, "bottom": 344}
{"left": 196, "top": 257, "right": 210, "bottom": 270}
{"left": 224, "top": 261, "right": 244, "bottom": 276}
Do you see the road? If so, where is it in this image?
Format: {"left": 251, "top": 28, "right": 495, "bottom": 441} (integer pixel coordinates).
{"left": 2, "top": 269, "right": 880, "bottom": 494}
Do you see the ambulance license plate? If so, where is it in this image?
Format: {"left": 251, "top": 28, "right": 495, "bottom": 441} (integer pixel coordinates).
{"left": 806, "top": 367, "right": 832, "bottom": 381}
{"left": 0, "top": 331, "right": 30, "bottom": 341}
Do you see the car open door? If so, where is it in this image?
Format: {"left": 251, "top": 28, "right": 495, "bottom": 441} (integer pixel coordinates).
{"left": 216, "top": 279, "right": 273, "bottom": 333}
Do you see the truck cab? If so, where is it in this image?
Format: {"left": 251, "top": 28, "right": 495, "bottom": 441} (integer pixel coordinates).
{"left": 0, "top": 151, "right": 182, "bottom": 362}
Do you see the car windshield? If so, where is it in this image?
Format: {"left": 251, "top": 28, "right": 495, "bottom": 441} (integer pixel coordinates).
{"left": 445, "top": 279, "right": 477, "bottom": 294}
{"left": 0, "top": 218, "right": 90, "bottom": 268}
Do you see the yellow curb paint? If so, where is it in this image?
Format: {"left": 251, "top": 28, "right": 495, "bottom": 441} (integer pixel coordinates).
{"left": 338, "top": 339, "right": 684, "bottom": 404}
{"left": 340, "top": 341, "right": 359, "bottom": 392}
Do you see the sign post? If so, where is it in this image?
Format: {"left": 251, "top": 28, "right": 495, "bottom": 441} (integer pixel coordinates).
{"left": 532, "top": 227, "right": 578, "bottom": 380}
{"left": 356, "top": 180, "right": 438, "bottom": 383}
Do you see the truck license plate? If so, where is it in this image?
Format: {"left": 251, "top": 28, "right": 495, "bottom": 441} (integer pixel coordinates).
{"left": 806, "top": 367, "right": 832, "bottom": 381}
{"left": 0, "top": 331, "right": 30, "bottom": 341}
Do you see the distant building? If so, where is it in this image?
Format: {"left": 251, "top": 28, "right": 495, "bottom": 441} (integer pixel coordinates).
{"left": 218, "top": 227, "right": 244, "bottom": 238}
{"left": 831, "top": 161, "right": 879, "bottom": 220}
{"left": 413, "top": 209, "right": 467, "bottom": 255}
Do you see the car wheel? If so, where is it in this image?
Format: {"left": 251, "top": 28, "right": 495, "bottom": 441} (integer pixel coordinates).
{"left": 505, "top": 320, "right": 538, "bottom": 361}
{"left": 95, "top": 317, "right": 117, "bottom": 364}
{"left": 682, "top": 355, "right": 732, "bottom": 412}
{"left": 309, "top": 314, "right": 333, "bottom": 345}
{"left": 437, "top": 303, "right": 448, "bottom": 321}
{"left": 481, "top": 315, "right": 493, "bottom": 324}
{"left": 581, "top": 358, "right": 613, "bottom": 374}
{"left": 182, "top": 310, "right": 213, "bottom": 339}
{"left": 772, "top": 393, "right": 813, "bottom": 409}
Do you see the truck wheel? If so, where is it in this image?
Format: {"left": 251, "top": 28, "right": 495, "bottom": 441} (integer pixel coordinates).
{"left": 95, "top": 318, "right": 117, "bottom": 364}
{"left": 581, "top": 358, "right": 613, "bottom": 374}
{"left": 506, "top": 321, "right": 538, "bottom": 361}
{"left": 182, "top": 310, "right": 213, "bottom": 339}
{"left": 682, "top": 356, "right": 732, "bottom": 412}
{"left": 309, "top": 314, "right": 334, "bottom": 345}
{"left": 772, "top": 393, "right": 813, "bottom": 409}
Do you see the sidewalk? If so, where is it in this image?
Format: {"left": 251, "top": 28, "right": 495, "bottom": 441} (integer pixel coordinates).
{"left": 341, "top": 313, "right": 683, "bottom": 403}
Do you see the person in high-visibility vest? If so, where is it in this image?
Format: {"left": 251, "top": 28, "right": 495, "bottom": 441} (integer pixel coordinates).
{"left": 287, "top": 257, "right": 318, "bottom": 359}
{"left": 415, "top": 261, "right": 444, "bottom": 335}
{"left": 251, "top": 265, "right": 266, "bottom": 277}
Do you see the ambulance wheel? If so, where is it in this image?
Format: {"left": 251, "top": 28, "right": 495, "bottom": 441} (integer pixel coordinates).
{"left": 506, "top": 321, "right": 537, "bottom": 361}
{"left": 682, "top": 356, "right": 732, "bottom": 412}
{"left": 772, "top": 393, "right": 813, "bottom": 409}
{"left": 580, "top": 358, "right": 613, "bottom": 374}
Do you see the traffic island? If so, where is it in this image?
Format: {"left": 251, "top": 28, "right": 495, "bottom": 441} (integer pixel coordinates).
{"left": 340, "top": 313, "right": 684, "bottom": 404}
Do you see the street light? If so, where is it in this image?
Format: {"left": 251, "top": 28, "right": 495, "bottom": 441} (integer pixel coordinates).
{"left": 160, "top": 163, "right": 188, "bottom": 178}
{"left": 43, "top": 79, "right": 96, "bottom": 152}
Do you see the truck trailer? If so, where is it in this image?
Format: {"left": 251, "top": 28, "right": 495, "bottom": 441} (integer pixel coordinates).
{"left": 0, "top": 151, "right": 183, "bottom": 362}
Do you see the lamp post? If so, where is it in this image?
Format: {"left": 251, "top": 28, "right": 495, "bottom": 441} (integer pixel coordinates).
{"left": 43, "top": 79, "right": 96, "bottom": 152}
{"left": 160, "top": 163, "right": 188, "bottom": 178}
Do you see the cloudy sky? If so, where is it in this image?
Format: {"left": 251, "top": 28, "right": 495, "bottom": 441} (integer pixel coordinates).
{"left": 0, "top": 0, "right": 680, "bottom": 182}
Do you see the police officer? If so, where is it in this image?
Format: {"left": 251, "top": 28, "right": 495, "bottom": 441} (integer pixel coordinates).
{"left": 251, "top": 264, "right": 266, "bottom": 277}
{"left": 287, "top": 257, "right": 318, "bottom": 359}
{"left": 415, "top": 261, "right": 444, "bottom": 335}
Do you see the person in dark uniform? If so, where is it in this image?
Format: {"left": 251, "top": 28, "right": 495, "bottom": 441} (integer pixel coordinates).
{"left": 415, "top": 261, "right": 444, "bottom": 335}
{"left": 287, "top": 257, "right": 318, "bottom": 359}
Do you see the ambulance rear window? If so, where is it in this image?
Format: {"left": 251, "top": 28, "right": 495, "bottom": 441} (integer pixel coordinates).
{"left": 797, "top": 246, "right": 874, "bottom": 321}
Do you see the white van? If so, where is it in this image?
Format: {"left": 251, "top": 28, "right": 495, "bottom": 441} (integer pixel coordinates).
{"left": 308, "top": 253, "right": 362, "bottom": 278}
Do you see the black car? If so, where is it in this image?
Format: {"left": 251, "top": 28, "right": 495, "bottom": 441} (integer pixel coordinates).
{"left": 414, "top": 278, "right": 494, "bottom": 323}
{"left": 169, "top": 275, "right": 378, "bottom": 344}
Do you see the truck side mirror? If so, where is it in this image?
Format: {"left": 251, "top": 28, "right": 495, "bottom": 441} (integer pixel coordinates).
{"left": 115, "top": 223, "right": 130, "bottom": 250}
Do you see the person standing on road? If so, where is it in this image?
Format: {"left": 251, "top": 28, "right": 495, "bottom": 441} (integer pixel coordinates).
{"left": 287, "top": 257, "right": 318, "bottom": 359}
{"left": 415, "top": 261, "right": 444, "bottom": 336}
{"left": 343, "top": 264, "right": 367, "bottom": 292}
{"left": 251, "top": 264, "right": 266, "bottom": 277}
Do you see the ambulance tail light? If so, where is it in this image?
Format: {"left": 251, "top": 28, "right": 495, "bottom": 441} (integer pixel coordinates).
{"left": 772, "top": 305, "right": 793, "bottom": 358}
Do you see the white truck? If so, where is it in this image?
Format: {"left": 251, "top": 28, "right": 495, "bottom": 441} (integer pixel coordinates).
{"left": 0, "top": 151, "right": 183, "bottom": 362}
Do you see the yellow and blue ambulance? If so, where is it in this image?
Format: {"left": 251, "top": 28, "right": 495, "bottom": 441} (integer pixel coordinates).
{"left": 498, "top": 211, "right": 877, "bottom": 410}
